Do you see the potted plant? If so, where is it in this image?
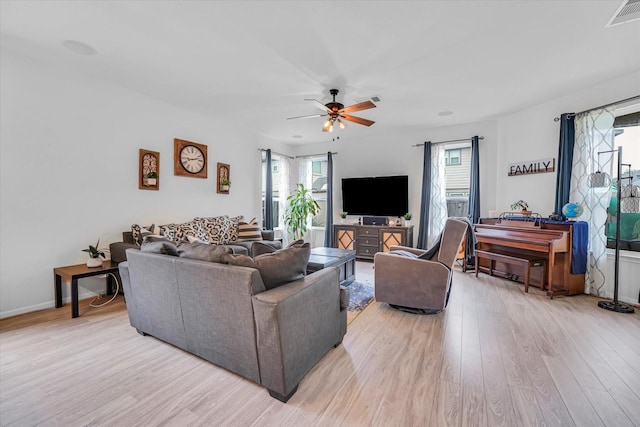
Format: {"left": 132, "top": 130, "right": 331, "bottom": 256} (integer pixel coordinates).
{"left": 146, "top": 171, "right": 158, "bottom": 186}
{"left": 284, "top": 184, "right": 320, "bottom": 240}
{"left": 220, "top": 179, "right": 231, "bottom": 192}
{"left": 403, "top": 212, "right": 412, "bottom": 226}
{"left": 510, "top": 200, "right": 531, "bottom": 216}
{"left": 82, "top": 239, "right": 108, "bottom": 268}
{"left": 340, "top": 211, "right": 348, "bottom": 223}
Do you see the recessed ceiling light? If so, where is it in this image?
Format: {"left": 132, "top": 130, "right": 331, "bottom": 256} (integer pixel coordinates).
{"left": 63, "top": 40, "right": 97, "bottom": 56}
{"left": 438, "top": 111, "right": 454, "bottom": 116}
{"left": 292, "top": 135, "right": 303, "bottom": 139}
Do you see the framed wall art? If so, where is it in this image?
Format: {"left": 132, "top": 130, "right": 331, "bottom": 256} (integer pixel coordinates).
{"left": 217, "top": 162, "right": 230, "bottom": 194}
{"left": 174, "top": 138, "right": 208, "bottom": 178}
{"left": 139, "top": 149, "right": 160, "bottom": 190}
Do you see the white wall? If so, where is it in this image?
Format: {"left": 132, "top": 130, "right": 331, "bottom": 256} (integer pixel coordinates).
{"left": 0, "top": 49, "right": 262, "bottom": 317}
{"left": 293, "top": 120, "right": 499, "bottom": 229}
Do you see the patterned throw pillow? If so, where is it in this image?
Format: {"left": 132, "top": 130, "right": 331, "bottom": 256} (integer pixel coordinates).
{"left": 131, "top": 224, "right": 157, "bottom": 246}
{"left": 236, "top": 218, "right": 262, "bottom": 242}
{"left": 195, "top": 215, "right": 241, "bottom": 244}
{"left": 158, "top": 221, "right": 202, "bottom": 244}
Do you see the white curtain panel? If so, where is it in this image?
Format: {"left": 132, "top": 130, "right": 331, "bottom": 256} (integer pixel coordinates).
{"left": 428, "top": 143, "right": 448, "bottom": 248}
{"left": 276, "top": 155, "right": 290, "bottom": 245}
{"left": 569, "top": 108, "right": 615, "bottom": 296}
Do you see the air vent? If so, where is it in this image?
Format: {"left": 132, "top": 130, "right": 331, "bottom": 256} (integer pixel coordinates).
{"left": 606, "top": 0, "right": 640, "bottom": 27}
{"left": 371, "top": 95, "right": 382, "bottom": 103}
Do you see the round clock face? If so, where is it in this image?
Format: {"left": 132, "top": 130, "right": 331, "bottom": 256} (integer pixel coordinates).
{"left": 180, "top": 145, "right": 205, "bottom": 174}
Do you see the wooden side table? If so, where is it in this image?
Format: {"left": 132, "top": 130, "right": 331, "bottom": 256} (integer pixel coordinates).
{"left": 53, "top": 261, "right": 120, "bottom": 318}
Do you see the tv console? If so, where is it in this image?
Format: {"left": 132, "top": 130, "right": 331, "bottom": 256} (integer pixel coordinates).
{"left": 333, "top": 224, "right": 414, "bottom": 260}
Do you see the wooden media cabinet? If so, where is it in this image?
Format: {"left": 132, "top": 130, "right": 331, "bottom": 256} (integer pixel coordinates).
{"left": 333, "top": 224, "right": 414, "bottom": 260}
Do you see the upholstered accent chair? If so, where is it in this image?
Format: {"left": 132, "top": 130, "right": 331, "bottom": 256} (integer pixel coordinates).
{"left": 374, "top": 218, "right": 468, "bottom": 314}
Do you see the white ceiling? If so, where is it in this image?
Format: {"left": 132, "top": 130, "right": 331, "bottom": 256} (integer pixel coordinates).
{"left": 1, "top": 1, "right": 639, "bottom": 144}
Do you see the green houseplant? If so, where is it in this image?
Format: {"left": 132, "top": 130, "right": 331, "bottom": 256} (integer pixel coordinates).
{"left": 510, "top": 200, "right": 531, "bottom": 215}
{"left": 83, "top": 239, "right": 107, "bottom": 268}
{"left": 403, "top": 212, "right": 412, "bottom": 226}
{"left": 285, "top": 184, "right": 320, "bottom": 240}
{"left": 340, "top": 211, "right": 348, "bottom": 223}
{"left": 146, "top": 171, "right": 158, "bottom": 186}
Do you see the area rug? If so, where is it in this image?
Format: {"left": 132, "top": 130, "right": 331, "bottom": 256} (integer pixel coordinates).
{"left": 346, "top": 280, "right": 375, "bottom": 324}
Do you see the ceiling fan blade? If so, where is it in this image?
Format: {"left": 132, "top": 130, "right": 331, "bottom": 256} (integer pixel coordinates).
{"left": 339, "top": 100, "right": 376, "bottom": 114}
{"left": 304, "top": 99, "right": 330, "bottom": 112}
{"left": 340, "top": 114, "right": 375, "bottom": 127}
{"left": 287, "top": 113, "right": 326, "bottom": 120}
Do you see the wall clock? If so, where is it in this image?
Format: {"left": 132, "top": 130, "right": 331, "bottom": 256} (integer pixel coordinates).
{"left": 139, "top": 149, "right": 160, "bottom": 190}
{"left": 174, "top": 138, "right": 207, "bottom": 178}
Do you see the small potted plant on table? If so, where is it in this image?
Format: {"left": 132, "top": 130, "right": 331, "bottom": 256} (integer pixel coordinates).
{"left": 510, "top": 200, "right": 531, "bottom": 216}
{"left": 83, "top": 239, "right": 108, "bottom": 268}
{"left": 403, "top": 212, "right": 413, "bottom": 226}
{"left": 340, "top": 212, "right": 348, "bottom": 223}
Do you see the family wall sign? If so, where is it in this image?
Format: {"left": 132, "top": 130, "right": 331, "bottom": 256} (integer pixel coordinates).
{"left": 508, "top": 158, "right": 555, "bottom": 176}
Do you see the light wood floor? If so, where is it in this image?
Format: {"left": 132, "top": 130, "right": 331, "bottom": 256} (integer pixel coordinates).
{"left": 1, "top": 262, "right": 639, "bottom": 426}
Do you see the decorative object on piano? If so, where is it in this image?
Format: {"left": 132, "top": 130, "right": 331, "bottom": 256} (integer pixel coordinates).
{"left": 561, "top": 202, "right": 584, "bottom": 221}
{"left": 594, "top": 147, "right": 634, "bottom": 313}
{"left": 548, "top": 212, "right": 563, "bottom": 221}
{"left": 510, "top": 200, "right": 531, "bottom": 216}
{"left": 498, "top": 212, "right": 542, "bottom": 228}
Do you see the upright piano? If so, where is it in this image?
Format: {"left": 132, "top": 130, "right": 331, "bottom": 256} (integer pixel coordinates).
{"left": 475, "top": 217, "right": 586, "bottom": 297}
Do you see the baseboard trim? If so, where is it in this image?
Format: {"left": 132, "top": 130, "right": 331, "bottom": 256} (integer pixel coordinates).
{"left": 0, "top": 289, "right": 101, "bottom": 319}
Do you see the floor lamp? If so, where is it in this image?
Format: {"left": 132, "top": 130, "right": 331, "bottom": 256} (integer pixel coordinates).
{"left": 591, "top": 147, "right": 635, "bottom": 314}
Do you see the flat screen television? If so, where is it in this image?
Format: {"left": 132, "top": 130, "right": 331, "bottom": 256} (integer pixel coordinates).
{"left": 342, "top": 175, "right": 408, "bottom": 217}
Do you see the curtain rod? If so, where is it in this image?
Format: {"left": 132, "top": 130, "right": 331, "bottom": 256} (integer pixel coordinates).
{"left": 412, "top": 136, "right": 484, "bottom": 147}
{"left": 257, "top": 148, "right": 294, "bottom": 159}
{"left": 295, "top": 152, "right": 337, "bottom": 159}
{"left": 553, "top": 95, "right": 640, "bottom": 121}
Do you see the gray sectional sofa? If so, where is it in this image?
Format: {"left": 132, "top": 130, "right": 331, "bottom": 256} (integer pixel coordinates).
{"left": 119, "top": 249, "right": 347, "bottom": 402}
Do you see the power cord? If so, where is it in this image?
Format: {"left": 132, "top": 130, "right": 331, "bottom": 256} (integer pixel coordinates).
{"left": 89, "top": 272, "right": 120, "bottom": 308}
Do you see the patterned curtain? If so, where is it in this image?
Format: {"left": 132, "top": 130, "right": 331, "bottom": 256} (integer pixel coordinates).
{"left": 264, "top": 149, "right": 273, "bottom": 230}
{"left": 417, "top": 142, "right": 448, "bottom": 249}
{"left": 428, "top": 143, "right": 448, "bottom": 248}
{"left": 324, "top": 152, "right": 334, "bottom": 247}
{"left": 569, "top": 108, "right": 615, "bottom": 295}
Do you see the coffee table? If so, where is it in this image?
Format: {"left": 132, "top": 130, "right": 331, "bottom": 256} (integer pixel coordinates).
{"left": 53, "top": 261, "right": 120, "bottom": 318}
{"left": 307, "top": 247, "right": 356, "bottom": 285}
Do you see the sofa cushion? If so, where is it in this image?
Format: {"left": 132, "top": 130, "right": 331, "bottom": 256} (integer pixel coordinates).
{"left": 140, "top": 236, "right": 178, "bottom": 256}
{"left": 224, "top": 243, "right": 311, "bottom": 290}
{"left": 177, "top": 243, "right": 232, "bottom": 263}
{"left": 236, "top": 218, "right": 262, "bottom": 242}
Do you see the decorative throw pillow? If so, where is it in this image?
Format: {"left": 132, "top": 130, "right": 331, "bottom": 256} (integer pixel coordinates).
{"left": 236, "top": 218, "right": 262, "bottom": 242}
{"left": 224, "top": 243, "right": 311, "bottom": 289}
{"left": 158, "top": 221, "right": 202, "bottom": 244}
{"left": 140, "top": 236, "right": 178, "bottom": 256}
{"left": 177, "top": 243, "right": 232, "bottom": 263}
{"left": 196, "top": 215, "right": 239, "bottom": 244}
{"left": 131, "top": 224, "right": 158, "bottom": 246}
{"left": 186, "top": 235, "right": 208, "bottom": 244}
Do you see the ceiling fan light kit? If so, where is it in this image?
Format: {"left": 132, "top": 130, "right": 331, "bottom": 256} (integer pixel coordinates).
{"left": 288, "top": 89, "right": 376, "bottom": 133}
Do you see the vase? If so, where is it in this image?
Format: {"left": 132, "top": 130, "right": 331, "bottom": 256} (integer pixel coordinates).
{"left": 86, "top": 257, "right": 103, "bottom": 268}
{"left": 404, "top": 220, "right": 412, "bottom": 227}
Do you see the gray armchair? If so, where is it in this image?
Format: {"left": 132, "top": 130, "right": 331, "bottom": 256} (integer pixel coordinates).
{"left": 374, "top": 218, "right": 468, "bottom": 314}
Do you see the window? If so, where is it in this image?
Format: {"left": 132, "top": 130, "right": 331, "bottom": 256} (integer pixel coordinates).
{"left": 445, "top": 149, "right": 461, "bottom": 165}
{"left": 309, "top": 158, "right": 328, "bottom": 227}
{"left": 443, "top": 145, "right": 471, "bottom": 217}
{"left": 606, "top": 111, "right": 640, "bottom": 252}
{"left": 261, "top": 155, "right": 285, "bottom": 229}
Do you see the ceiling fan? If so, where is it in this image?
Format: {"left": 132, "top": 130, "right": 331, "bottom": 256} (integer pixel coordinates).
{"left": 287, "top": 89, "right": 376, "bottom": 132}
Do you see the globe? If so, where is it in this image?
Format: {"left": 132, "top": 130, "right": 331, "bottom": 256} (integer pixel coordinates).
{"left": 562, "top": 202, "right": 584, "bottom": 220}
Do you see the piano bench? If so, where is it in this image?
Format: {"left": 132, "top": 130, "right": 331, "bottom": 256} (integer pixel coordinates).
{"left": 474, "top": 249, "right": 546, "bottom": 293}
